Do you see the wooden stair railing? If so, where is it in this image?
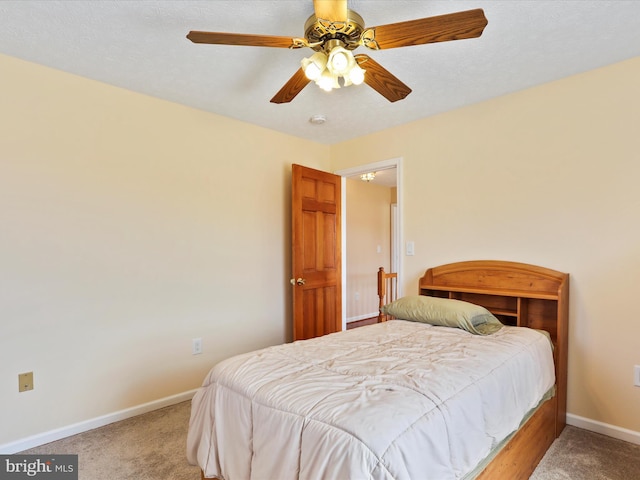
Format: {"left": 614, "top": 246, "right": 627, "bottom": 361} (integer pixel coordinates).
{"left": 378, "top": 267, "right": 398, "bottom": 322}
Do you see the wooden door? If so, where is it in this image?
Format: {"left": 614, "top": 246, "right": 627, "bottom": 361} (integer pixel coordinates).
{"left": 291, "top": 164, "right": 342, "bottom": 341}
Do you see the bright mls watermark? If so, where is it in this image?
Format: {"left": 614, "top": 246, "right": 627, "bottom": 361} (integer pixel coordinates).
{"left": 0, "top": 455, "right": 77, "bottom": 480}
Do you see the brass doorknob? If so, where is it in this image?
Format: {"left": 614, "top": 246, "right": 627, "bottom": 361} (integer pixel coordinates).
{"left": 290, "top": 278, "right": 306, "bottom": 286}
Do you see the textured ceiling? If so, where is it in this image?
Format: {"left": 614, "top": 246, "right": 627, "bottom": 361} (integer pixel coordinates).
{"left": 1, "top": 1, "right": 640, "bottom": 145}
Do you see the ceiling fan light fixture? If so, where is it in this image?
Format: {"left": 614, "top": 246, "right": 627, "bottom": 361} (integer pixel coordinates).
{"left": 306, "top": 44, "right": 364, "bottom": 91}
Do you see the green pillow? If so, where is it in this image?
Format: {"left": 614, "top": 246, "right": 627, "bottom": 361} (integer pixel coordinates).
{"left": 380, "top": 295, "right": 503, "bottom": 335}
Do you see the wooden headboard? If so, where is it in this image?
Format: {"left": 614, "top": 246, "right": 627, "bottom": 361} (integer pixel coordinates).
{"left": 419, "top": 260, "right": 569, "bottom": 436}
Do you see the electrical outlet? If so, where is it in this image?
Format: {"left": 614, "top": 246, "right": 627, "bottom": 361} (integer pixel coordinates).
{"left": 354, "top": 292, "right": 360, "bottom": 301}
{"left": 634, "top": 365, "right": 640, "bottom": 387}
{"left": 19, "top": 372, "right": 34, "bottom": 392}
{"left": 192, "top": 338, "right": 202, "bottom": 355}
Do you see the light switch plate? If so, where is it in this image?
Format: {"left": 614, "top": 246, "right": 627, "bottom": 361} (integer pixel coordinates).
{"left": 406, "top": 241, "right": 415, "bottom": 256}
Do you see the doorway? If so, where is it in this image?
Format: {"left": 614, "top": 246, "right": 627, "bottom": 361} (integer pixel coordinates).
{"left": 336, "top": 157, "right": 403, "bottom": 330}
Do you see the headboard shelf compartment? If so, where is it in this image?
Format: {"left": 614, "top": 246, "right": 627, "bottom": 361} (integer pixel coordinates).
{"left": 419, "top": 260, "right": 569, "bottom": 437}
{"left": 420, "top": 285, "right": 560, "bottom": 301}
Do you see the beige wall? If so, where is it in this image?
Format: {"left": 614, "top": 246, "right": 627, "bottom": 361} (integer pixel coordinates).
{"left": 331, "top": 57, "right": 640, "bottom": 434}
{"left": 3, "top": 49, "right": 639, "bottom": 446}
{"left": 345, "top": 178, "right": 392, "bottom": 321}
{"left": 0, "top": 54, "right": 330, "bottom": 446}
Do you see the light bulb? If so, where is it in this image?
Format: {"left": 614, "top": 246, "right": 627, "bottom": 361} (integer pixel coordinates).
{"left": 301, "top": 52, "right": 327, "bottom": 81}
{"left": 303, "top": 62, "right": 322, "bottom": 81}
{"left": 327, "top": 46, "right": 353, "bottom": 76}
{"left": 317, "top": 71, "right": 339, "bottom": 91}
{"left": 348, "top": 64, "right": 365, "bottom": 85}
{"left": 331, "top": 52, "right": 348, "bottom": 72}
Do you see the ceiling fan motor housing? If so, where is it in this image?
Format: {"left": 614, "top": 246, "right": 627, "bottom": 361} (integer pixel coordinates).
{"left": 304, "top": 10, "right": 365, "bottom": 51}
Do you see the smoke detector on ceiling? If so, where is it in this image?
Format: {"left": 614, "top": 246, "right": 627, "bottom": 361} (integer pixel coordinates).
{"left": 309, "top": 114, "right": 327, "bottom": 125}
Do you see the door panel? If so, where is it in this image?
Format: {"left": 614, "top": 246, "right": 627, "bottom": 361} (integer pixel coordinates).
{"left": 300, "top": 285, "right": 338, "bottom": 339}
{"left": 292, "top": 164, "right": 342, "bottom": 341}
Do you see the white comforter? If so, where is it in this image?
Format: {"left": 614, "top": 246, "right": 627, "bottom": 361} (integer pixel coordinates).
{"left": 187, "top": 320, "right": 555, "bottom": 480}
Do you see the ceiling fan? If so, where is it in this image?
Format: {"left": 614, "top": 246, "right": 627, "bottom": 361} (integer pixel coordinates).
{"left": 187, "top": 0, "right": 487, "bottom": 104}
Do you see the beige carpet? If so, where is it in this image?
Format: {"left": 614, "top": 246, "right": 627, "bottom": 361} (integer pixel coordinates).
{"left": 21, "top": 402, "right": 201, "bottom": 480}
{"left": 530, "top": 424, "right": 640, "bottom": 480}
{"left": 21, "top": 401, "right": 640, "bottom": 479}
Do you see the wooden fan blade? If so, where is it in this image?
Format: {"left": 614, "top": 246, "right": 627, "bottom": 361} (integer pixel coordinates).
{"left": 270, "top": 68, "right": 311, "bottom": 104}
{"left": 355, "top": 55, "right": 411, "bottom": 102}
{"left": 364, "top": 9, "right": 488, "bottom": 50}
{"left": 313, "top": 0, "right": 348, "bottom": 23}
{"left": 187, "top": 31, "right": 296, "bottom": 48}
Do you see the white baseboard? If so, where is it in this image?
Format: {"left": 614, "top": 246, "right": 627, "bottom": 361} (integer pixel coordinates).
{"left": 567, "top": 413, "right": 640, "bottom": 445}
{"left": 347, "top": 312, "right": 379, "bottom": 323}
{"left": 0, "top": 389, "right": 198, "bottom": 454}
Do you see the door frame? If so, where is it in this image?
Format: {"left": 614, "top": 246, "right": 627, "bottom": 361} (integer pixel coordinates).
{"left": 335, "top": 157, "right": 403, "bottom": 330}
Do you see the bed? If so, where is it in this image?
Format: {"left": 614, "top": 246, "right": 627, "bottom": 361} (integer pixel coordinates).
{"left": 187, "top": 260, "right": 569, "bottom": 479}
